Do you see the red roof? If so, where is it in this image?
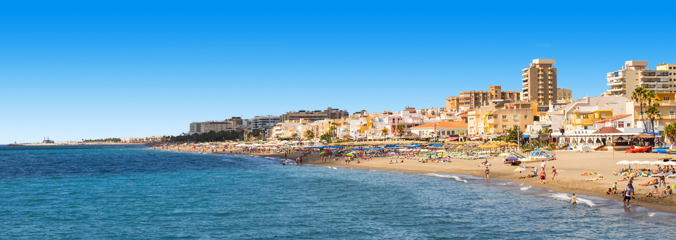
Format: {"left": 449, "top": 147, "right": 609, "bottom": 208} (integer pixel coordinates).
{"left": 592, "top": 127, "right": 623, "bottom": 134}
{"left": 594, "top": 114, "right": 632, "bottom": 124}
{"left": 411, "top": 122, "right": 468, "bottom": 129}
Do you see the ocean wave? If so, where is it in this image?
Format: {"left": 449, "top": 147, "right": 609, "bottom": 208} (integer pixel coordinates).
{"left": 425, "top": 173, "right": 467, "bottom": 183}
{"left": 520, "top": 186, "right": 531, "bottom": 191}
{"left": 543, "top": 193, "right": 596, "bottom": 207}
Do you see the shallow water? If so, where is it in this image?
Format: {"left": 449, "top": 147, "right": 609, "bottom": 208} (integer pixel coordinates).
{"left": 1, "top": 145, "right": 675, "bottom": 239}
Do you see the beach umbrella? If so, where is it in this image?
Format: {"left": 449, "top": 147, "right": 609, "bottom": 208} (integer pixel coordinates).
{"left": 506, "top": 156, "right": 518, "bottom": 161}
{"left": 616, "top": 160, "right": 630, "bottom": 165}
{"left": 650, "top": 160, "right": 664, "bottom": 165}
{"left": 320, "top": 151, "right": 326, "bottom": 155}
{"left": 478, "top": 155, "right": 488, "bottom": 159}
{"left": 514, "top": 167, "right": 526, "bottom": 172}
{"left": 347, "top": 153, "right": 355, "bottom": 157}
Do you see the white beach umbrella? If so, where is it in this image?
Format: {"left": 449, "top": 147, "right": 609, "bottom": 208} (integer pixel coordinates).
{"left": 639, "top": 161, "right": 653, "bottom": 165}
{"left": 629, "top": 160, "right": 643, "bottom": 164}
{"left": 650, "top": 161, "right": 664, "bottom": 165}
{"left": 616, "top": 160, "right": 630, "bottom": 165}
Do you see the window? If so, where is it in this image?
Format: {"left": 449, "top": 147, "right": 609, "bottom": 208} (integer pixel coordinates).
{"left": 666, "top": 97, "right": 671, "bottom": 101}
{"left": 601, "top": 113, "right": 606, "bottom": 118}
{"left": 580, "top": 115, "right": 585, "bottom": 119}
{"left": 617, "top": 121, "right": 625, "bottom": 128}
{"left": 513, "top": 115, "right": 518, "bottom": 120}
{"left": 502, "top": 125, "right": 506, "bottom": 129}
{"left": 502, "top": 115, "right": 506, "bottom": 119}
{"left": 671, "top": 109, "right": 674, "bottom": 116}
{"left": 524, "top": 115, "right": 528, "bottom": 119}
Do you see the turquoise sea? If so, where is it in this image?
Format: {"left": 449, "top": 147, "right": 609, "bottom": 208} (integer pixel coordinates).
{"left": 2, "top": 145, "right": 676, "bottom": 239}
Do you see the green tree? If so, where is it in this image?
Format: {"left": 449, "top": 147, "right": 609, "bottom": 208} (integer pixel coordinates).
{"left": 505, "top": 125, "right": 523, "bottom": 143}
{"left": 665, "top": 122, "right": 676, "bottom": 143}
{"left": 320, "top": 133, "right": 332, "bottom": 143}
{"left": 381, "top": 128, "right": 389, "bottom": 136}
{"left": 305, "top": 130, "right": 315, "bottom": 139}
{"left": 397, "top": 125, "right": 405, "bottom": 135}
{"left": 643, "top": 91, "right": 661, "bottom": 135}
{"left": 291, "top": 133, "right": 298, "bottom": 140}
{"left": 631, "top": 87, "right": 648, "bottom": 131}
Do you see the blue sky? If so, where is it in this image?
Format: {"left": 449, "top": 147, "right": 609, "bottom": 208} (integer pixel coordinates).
{"left": 2, "top": 1, "right": 676, "bottom": 144}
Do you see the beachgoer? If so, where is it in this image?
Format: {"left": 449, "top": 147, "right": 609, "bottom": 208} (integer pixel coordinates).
{"left": 551, "top": 166, "right": 558, "bottom": 182}
{"left": 662, "top": 187, "right": 673, "bottom": 197}
{"left": 569, "top": 194, "right": 577, "bottom": 206}
{"left": 540, "top": 171, "right": 546, "bottom": 184}
{"left": 606, "top": 188, "right": 612, "bottom": 195}
{"left": 624, "top": 184, "right": 633, "bottom": 208}
{"left": 485, "top": 167, "right": 490, "bottom": 179}
{"left": 611, "top": 182, "right": 618, "bottom": 194}
{"left": 541, "top": 160, "right": 546, "bottom": 172}
{"left": 646, "top": 186, "right": 659, "bottom": 197}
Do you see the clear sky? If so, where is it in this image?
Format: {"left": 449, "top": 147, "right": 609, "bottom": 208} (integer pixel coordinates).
{"left": 2, "top": 1, "right": 676, "bottom": 144}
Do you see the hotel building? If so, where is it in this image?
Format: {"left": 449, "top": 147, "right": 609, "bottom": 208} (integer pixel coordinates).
{"left": 605, "top": 61, "right": 676, "bottom": 96}
{"left": 522, "top": 59, "right": 557, "bottom": 105}
{"left": 446, "top": 85, "right": 520, "bottom": 111}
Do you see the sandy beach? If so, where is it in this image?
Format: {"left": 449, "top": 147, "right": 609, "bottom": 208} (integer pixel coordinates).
{"left": 154, "top": 146, "right": 676, "bottom": 214}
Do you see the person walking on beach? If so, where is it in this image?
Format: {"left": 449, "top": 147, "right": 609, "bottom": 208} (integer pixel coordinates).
{"left": 541, "top": 160, "right": 546, "bottom": 172}
{"left": 485, "top": 167, "right": 490, "bottom": 179}
{"left": 569, "top": 193, "right": 577, "bottom": 207}
{"left": 540, "top": 170, "right": 546, "bottom": 184}
{"left": 623, "top": 184, "right": 633, "bottom": 208}
{"left": 551, "top": 166, "right": 558, "bottom": 182}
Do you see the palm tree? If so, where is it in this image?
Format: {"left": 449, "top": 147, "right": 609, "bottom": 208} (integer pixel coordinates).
{"left": 631, "top": 87, "right": 648, "bottom": 131}
{"left": 305, "top": 130, "right": 315, "bottom": 139}
{"left": 243, "top": 130, "right": 249, "bottom": 141}
{"left": 643, "top": 91, "right": 661, "bottom": 135}
{"left": 381, "top": 128, "right": 389, "bottom": 137}
{"left": 665, "top": 123, "right": 676, "bottom": 143}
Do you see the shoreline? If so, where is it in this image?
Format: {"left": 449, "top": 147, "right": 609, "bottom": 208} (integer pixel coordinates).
{"left": 151, "top": 147, "right": 676, "bottom": 214}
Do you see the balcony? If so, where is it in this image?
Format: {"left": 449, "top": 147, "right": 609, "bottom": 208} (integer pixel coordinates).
{"left": 661, "top": 101, "right": 676, "bottom": 106}
{"left": 607, "top": 80, "right": 626, "bottom": 85}
{"left": 487, "top": 119, "right": 495, "bottom": 124}
{"left": 607, "top": 88, "right": 625, "bottom": 92}
{"left": 658, "top": 78, "right": 669, "bottom": 82}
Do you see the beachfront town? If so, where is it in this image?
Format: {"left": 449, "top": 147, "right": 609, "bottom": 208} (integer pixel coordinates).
{"left": 30, "top": 58, "right": 675, "bottom": 149}
{"left": 152, "top": 59, "right": 674, "bottom": 151}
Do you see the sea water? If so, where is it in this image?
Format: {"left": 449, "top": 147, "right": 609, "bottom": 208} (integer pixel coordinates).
{"left": 1, "top": 145, "right": 676, "bottom": 239}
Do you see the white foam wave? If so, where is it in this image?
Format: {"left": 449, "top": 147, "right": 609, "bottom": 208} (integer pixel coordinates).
{"left": 544, "top": 193, "right": 596, "bottom": 207}
{"left": 332, "top": 167, "right": 337, "bottom": 170}
{"left": 520, "top": 186, "right": 532, "bottom": 191}
{"left": 648, "top": 212, "right": 656, "bottom": 217}
{"left": 425, "top": 173, "right": 467, "bottom": 183}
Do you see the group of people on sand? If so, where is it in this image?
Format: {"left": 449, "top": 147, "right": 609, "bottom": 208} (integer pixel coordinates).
{"left": 521, "top": 160, "right": 558, "bottom": 184}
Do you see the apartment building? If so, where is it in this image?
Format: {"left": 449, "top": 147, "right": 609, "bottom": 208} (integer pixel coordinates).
{"left": 522, "top": 59, "right": 557, "bottom": 105}
{"left": 280, "top": 107, "right": 349, "bottom": 122}
{"left": 189, "top": 117, "right": 244, "bottom": 134}
{"left": 557, "top": 88, "right": 573, "bottom": 103}
{"left": 446, "top": 85, "right": 520, "bottom": 111}
{"left": 249, "top": 115, "right": 281, "bottom": 130}
{"left": 605, "top": 61, "right": 676, "bottom": 96}
{"left": 467, "top": 101, "right": 533, "bottom": 136}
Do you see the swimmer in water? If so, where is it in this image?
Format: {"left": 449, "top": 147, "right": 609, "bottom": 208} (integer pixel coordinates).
{"left": 569, "top": 193, "right": 577, "bottom": 206}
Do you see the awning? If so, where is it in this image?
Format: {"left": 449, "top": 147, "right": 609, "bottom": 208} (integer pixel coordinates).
{"left": 522, "top": 135, "right": 530, "bottom": 139}
{"left": 446, "top": 137, "right": 459, "bottom": 141}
